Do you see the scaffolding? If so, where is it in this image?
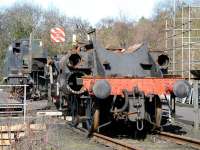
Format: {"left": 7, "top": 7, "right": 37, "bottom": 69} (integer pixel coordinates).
{"left": 165, "top": 0, "right": 200, "bottom": 80}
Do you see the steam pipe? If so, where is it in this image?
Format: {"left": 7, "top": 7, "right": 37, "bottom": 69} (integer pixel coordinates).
{"left": 110, "top": 89, "right": 129, "bottom": 113}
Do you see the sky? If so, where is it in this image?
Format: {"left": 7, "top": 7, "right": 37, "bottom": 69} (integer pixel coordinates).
{"left": 0, "top": 0, "right": 166, "bottom": 25}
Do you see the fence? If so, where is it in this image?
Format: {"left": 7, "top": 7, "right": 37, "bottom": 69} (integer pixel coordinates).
{"left": 165, "top": 1, "right": 200, "bottom": 80}
{"left": 0, "top": 84, "right": 28, "bottom": 123}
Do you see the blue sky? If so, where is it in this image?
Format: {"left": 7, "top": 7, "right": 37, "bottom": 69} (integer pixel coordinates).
{"left": 0, "top": 0, "right": 169, "bottom": 25}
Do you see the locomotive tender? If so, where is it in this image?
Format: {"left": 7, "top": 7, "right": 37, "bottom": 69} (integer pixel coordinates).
{"left": 49, "top": 30, "right": 191, "bottom": 133}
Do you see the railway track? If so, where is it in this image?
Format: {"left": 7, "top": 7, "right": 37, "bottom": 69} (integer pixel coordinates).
{"left": 64, "top": 118, "right": 200, "bottom": 150}
{"left": 92, "top": 133, "right": 142, "bottom": 150}
{"left": 65, "top": 124, "right": 143, "bottom": 150}
{"left": 92, "top": 129, "right": 200, "bottom": 150}
{"left": 157, "top": 131, "right": 200, "bottom": 150}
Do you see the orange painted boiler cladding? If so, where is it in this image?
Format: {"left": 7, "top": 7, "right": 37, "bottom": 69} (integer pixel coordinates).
{"left": 82, "top": 77, "right": 184, "bottom": 97}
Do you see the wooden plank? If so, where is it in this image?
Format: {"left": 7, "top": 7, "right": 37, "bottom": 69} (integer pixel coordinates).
{"left": 37, "top": 111, "right": 62, "bottom": 116}
{"left": 59, "top": 116, "right": 72, "bottom": 121}
{"left": 0, "top": 124, "right": 46, "bottom": 146}
{"left": 0, "top": 123, "right": 46, "bottom": 132}
{"left": 0, "top": 124, "right": 24, "bottom": 132}
{"left": 0, "top": 132, "right": 25, "bottom": 140}
{"left": 0, "top": 140, "right": 12, "bottom": 146}
{"left": 29, "top": 124, "right": 46, "bottom": 130}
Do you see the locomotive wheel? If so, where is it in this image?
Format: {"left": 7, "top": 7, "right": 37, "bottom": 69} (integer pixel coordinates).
{"left": 93, "top": 108, "right": 100, "bottom": 131}
{"left": 85, "top": 98, "right": 100, "bottom": 134}
{"left": 70, "top": 95, "right": 79, "bottom": 127}
{"left": 85, "top": 98, "right": 93, "bottom": 130}
{"left": 155, "top": 98, "right": 162, "bottom": 128}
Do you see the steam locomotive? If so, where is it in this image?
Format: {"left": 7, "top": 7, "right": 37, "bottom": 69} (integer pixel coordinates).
{"left": 2, "top": 29, "right": 190, "bottom": 133}
{"left": 48, "top": 30, "right": 191, "bottom": 133}
{"left": 3, "top": 38, "right": 48, "bottom": 99}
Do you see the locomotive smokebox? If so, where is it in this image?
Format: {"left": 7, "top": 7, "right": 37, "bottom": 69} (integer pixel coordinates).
{"left": 157, "top": 54, "right": 169, "bottom": 67}
{"left": 60, "top": 71, "right": 85, "bottom": 94}
{"left": 157, "top": 54, "right": 169, "bottom": 74}
{"left": 68, "top": 53, "right": 81, "bottom": 67}
{"left": 173, "top": 80, "right": 191, "bottom": 98}
{"left": 92, "top": 80, "right": 111, "bottom": 99}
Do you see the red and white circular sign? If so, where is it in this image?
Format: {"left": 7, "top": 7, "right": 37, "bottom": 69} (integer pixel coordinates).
{"left": 50, "top": 27, "right": 65, "bottom": 43}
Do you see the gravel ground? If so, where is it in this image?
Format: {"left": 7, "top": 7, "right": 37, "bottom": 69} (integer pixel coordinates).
{"left": 9, "top": 118, "right": 110, "bottom": 150}
{"left": 96, "top": 119, "right": 200, "bottom": 150}
{"left": 0, "top": 115, "right": 199, "bottom": 150}
{"left": 113, "top": 134, "right": 196, "bottom": 150}
{"left": 0, "top": 115, "right": 198, "bottom": 150}
{"left": 0, "top": 119, "right": 195, "bottom": 150}
{"left": 163, "top": 120, "right": 200, "bottom": 139}
{"left": 0, "top": 95, "right": 200, "bottom": 150}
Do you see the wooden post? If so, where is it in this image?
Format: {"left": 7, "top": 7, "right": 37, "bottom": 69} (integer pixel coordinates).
{"left": 47, "top": 83, "right": 53, "bottom": 108}
{"left": 23, "top": 85, "right": 27, "bottom": 124}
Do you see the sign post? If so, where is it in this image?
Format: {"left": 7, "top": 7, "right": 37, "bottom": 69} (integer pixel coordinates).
{"left": 50, "top": 27, "right": 65, "bottom": 43}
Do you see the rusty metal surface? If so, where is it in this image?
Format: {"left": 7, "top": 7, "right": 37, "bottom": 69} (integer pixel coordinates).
{"left": 82, "top": 77, "right": 181, "bottom": 96}
{"left": 93, "top": 133, "right": 143, "bottom": 150}
{"left": 158, "top": 131, "right": 200, "bottom": 150}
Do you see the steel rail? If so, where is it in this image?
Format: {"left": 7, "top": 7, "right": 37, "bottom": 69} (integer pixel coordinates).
{"left": 93, "top": 133, "right": 143, "bottom": 150}
{"left": 158, "top": 131, "right": 200, "bottom": 150}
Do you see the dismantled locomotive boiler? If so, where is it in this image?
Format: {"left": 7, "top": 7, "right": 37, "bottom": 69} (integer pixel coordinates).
{"left": 3, "top": 38, "right": 48, "bottom": 99}
{"left": 50, "top": 31, "right": 191, "bottom": 133}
